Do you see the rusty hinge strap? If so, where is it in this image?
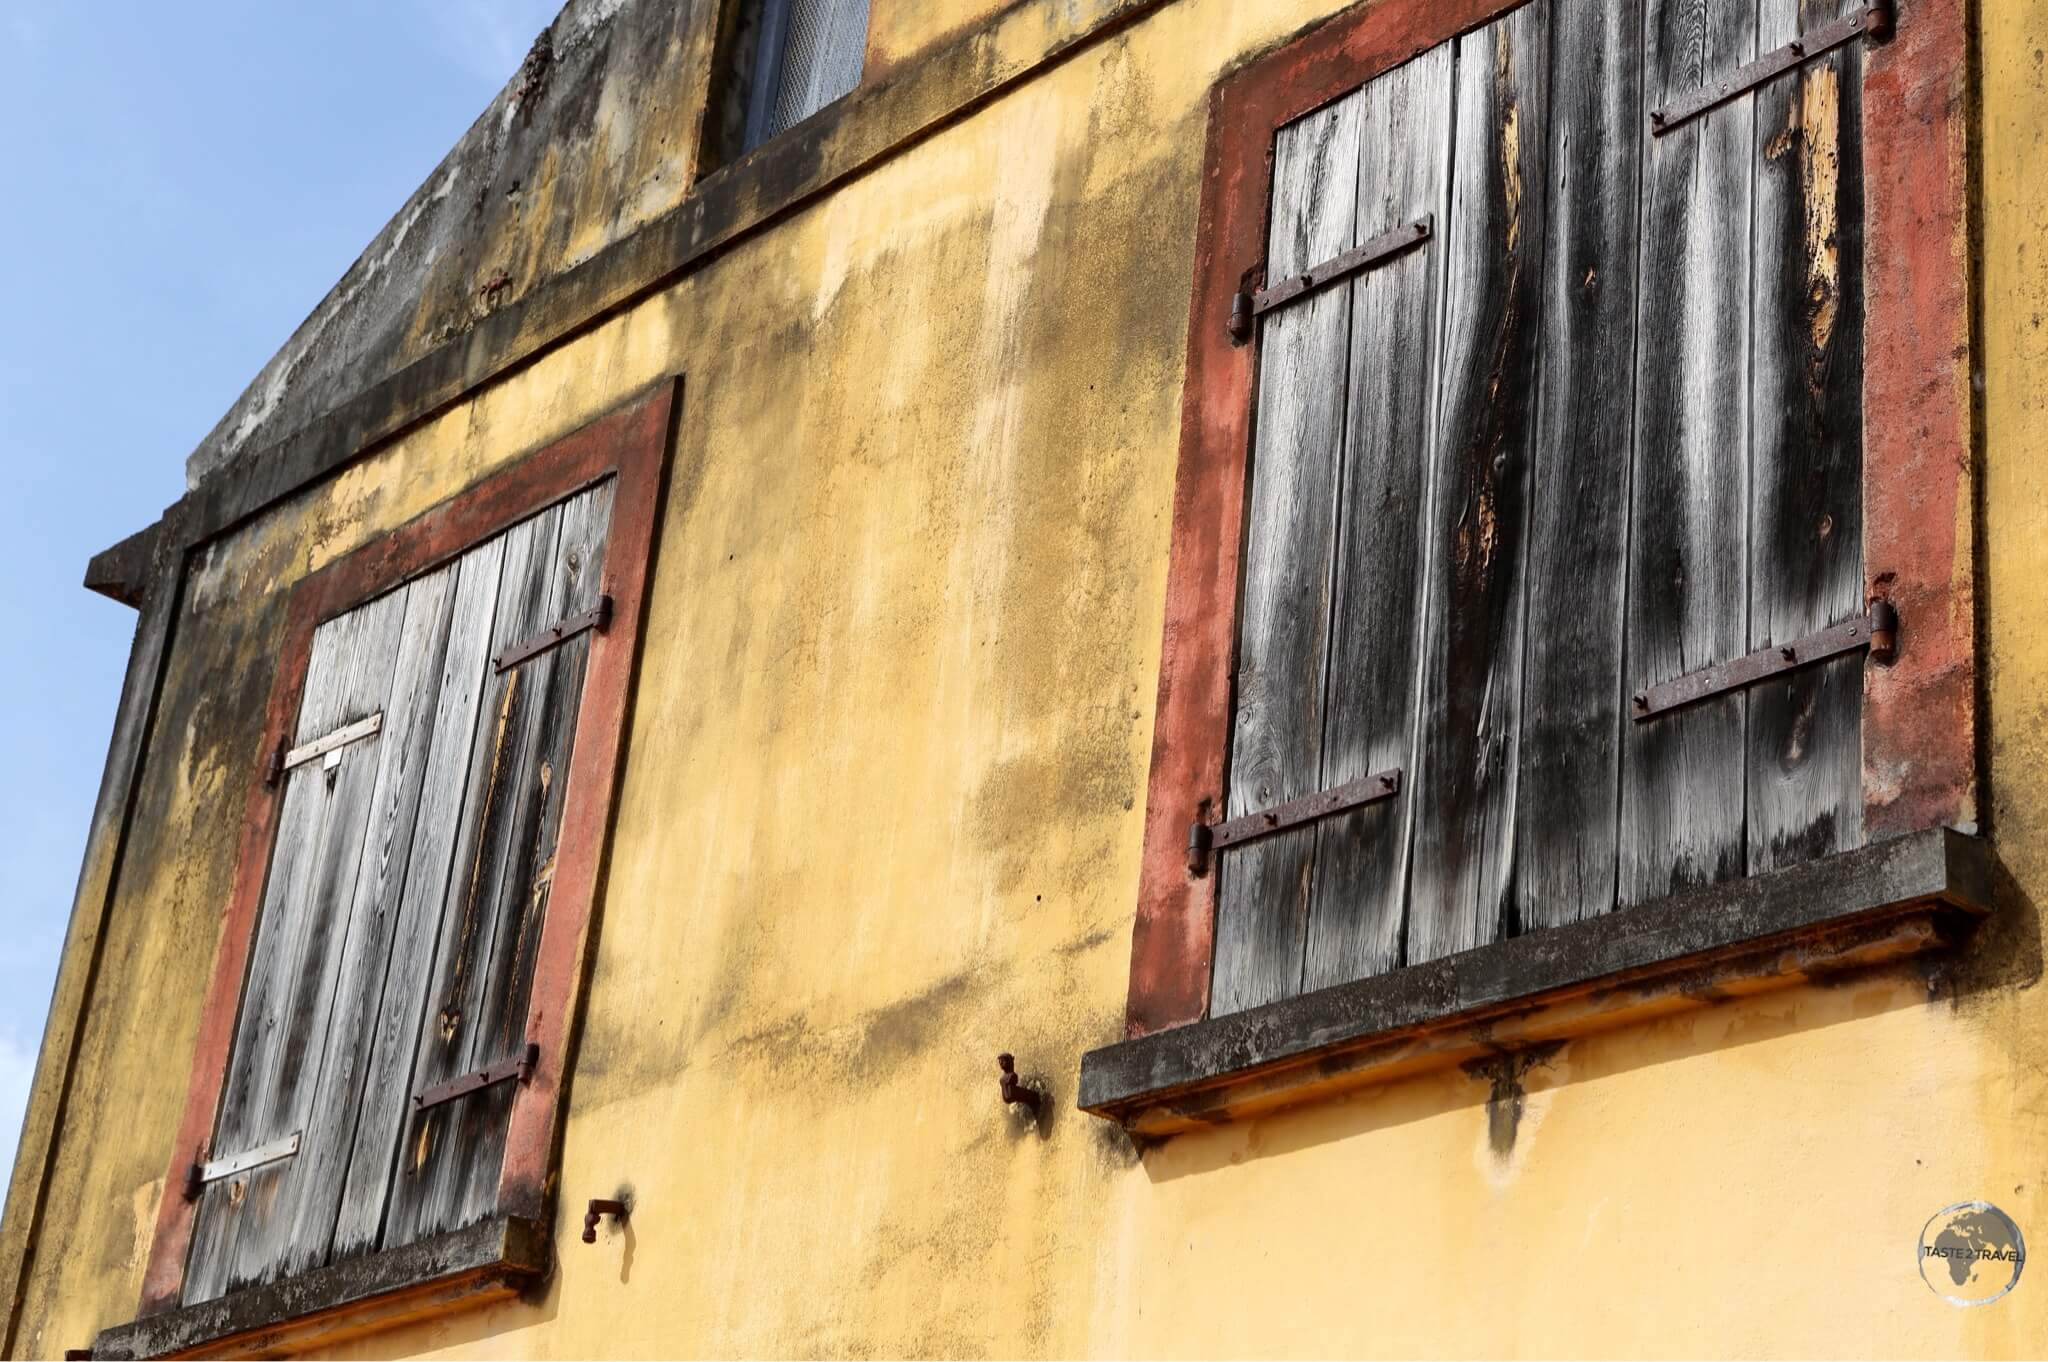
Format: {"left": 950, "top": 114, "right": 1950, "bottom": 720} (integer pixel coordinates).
{"left": 1650, "top": 4, "right": 1891, "bottom": 137}
{"left": 412, "top": 1042, "right": 540, "bottom": 1111}
{"left": 1247, "top": 216, "right": 1433, "bottom": 327}
{"left": 1632, "top": 603, "right": 1897, "bottom": 721}
{"left": 274, "top": 712, "right": 382, "bottom": 774}
{"left": 493, "top": 596, "right": 612, "bottom": 675}
{"left": 183, "top": 1130, "right": 302, "bottom": 1199}
{"left": 1188, "top": 768, "right": 1402, "bottom": 876}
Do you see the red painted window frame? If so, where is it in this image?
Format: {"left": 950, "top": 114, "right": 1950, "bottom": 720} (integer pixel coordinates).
{"left": 1121, "top": 0, "right": 1976, "bottom": 1038}
{"left": 137, "top": 381, "right": 678, "bottom": 1314}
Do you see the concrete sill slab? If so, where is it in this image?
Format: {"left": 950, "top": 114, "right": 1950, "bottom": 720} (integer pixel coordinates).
{"left": 1079, "top": 828, "right": 1991, "bottom": 1137}
{"left": 91, "top": 1216, "right": 548, "bottom": 1360}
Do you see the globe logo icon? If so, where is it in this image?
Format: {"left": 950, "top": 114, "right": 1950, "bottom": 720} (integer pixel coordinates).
{"left": 1919, "top": 1202, "right": 2025, "bottom": 1306}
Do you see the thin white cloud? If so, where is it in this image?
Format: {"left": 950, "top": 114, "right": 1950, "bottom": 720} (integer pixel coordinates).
{"left": 0, "top": 1030, "right": 33, "bottom": 1194}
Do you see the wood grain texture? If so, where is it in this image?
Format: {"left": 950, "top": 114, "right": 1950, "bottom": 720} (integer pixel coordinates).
{"left": 1403, "top": 8, "right": 1550, "bottom": 965}
{"left": 1620, "top": 0, "right": 1758, "bottom": 906}
{"left": 1211, "top": 94, "right": 1364, "bottom": 1016}
{"left": 379, "top": 506, "right": 565, "bottom": 1249}
{"left": 448, "top": 482, "right": 613, "bottom": 1230}
{"left": 185, "top": 591, "right": 408, "bottom": 1303}
{"left": 1746, "top": 0, "right": 1865, "bottom": 872}
{"left": 383, "top": 483, "right": 614, "bottom": 1245}
{"left": 271, "top": 563, "right": 463, "bottom": 1279}
{"left": 1515, "top": 0, "right": 1643, "bottom": 930}
{"left": 1302, "top": 45, "right": 1454, "bottom": 990}
{"left": 329, "top": 540, "right": 508, "bottom": 1261}
{"left": 248, "top": 567, "right": 460, "bottom": 1284}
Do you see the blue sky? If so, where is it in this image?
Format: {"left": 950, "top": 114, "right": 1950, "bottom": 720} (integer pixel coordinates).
{"left": 0, "top": 0, "right": 563, "bottom": 1196}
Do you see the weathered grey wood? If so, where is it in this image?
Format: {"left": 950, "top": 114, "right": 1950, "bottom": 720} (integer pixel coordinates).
{"left": 330, "top": 539, "right": 508, "bottom": 1260}
{"left": 1745, "top": 0, "right": 1865, "bottom": 872}
{"left": 1515, "top": 0, "right": 1643, "bottom": 930}
{"left": 1620, "top": 0, "right": 1757, "bottom": 906}
{"left": 1402, "top": 9, "right": 1550, "bottom": 965}
{"left": 1211, "top": 94, "right": 1364, "bottom": 1016}
{"left": 221, "top": 590, "right": 410, "bottom": 1297}
{"left": 186, "top": 591, "right": 408, "bottom": 1303}
{"left": 379, "top": 505, "right": 565, "bottom": 1249}
{"left": 447, "top": 482, "right": 614, "bottom": 1229}
{"left": 185, "top": 607, "right": 364, "bottom": 1302}
{"left": 1302, "top": 45, "right": 1455, "bottom": 990}
{"left": 270, "top": 563, "right": 462, "bottom": 1279}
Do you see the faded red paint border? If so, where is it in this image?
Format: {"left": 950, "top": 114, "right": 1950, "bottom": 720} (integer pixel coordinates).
{"left": 1861, "top": 0, "right": 1975, "bottom": 840}
{"left": 138, "top": 381, "right": 678, "bottom": 1314}
{"left": 1122, "top": 0, "right": 1974, "bottom": 1037}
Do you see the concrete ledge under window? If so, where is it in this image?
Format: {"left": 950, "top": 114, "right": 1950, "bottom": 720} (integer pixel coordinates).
{"left": 1080, "top": 828, "right": 1992, "bottom": 1137}
{"left": 91, "top": 1216, "right": 548, "bottom": 1360}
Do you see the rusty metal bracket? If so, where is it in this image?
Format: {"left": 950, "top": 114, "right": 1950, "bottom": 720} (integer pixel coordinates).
{"left": 582, "top": 1198, "right": 627, "bottom": 1244}
{"left": 1235, "top": 217, "right": 1433, "bottom": 338}
{"left": 1650, "top": 4, "right": 1891, "bottom": 137}
{"left": 492, "top": 595, "right": 612, "bottom": 674}
{"left": 412, "top": 1042, "right": 540, "bottom": 1112}
{"left": 1188, "top": 768, "right": 1402, "bottom": 877}
{"left": 997, "top": 1053, "right": 1042, "bottom": 1116}
{"left": 1632, "top": 603, "right": 1898, "bottom": 721}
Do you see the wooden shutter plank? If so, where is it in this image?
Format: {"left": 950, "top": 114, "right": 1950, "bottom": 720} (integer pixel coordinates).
{"left": 379, "top": 503, "right": 566, "bottom": 1249}
{"left": 1515, "top": 0, "right": 1644, "bottom": 930}
{"left": 1302, "top": 46, "right": 1455, "bottom": 989}
{"left": 1211, "top": 93, "right": 1365, "bottom": 1016}
{"left": 329, "top": 537, "right": 508, "bottom": 1261}
{"left": 446, "top": 481, "right": 615, "bottom": 1229}
{"left": 269, "top": 562, "right": 464, "bottom": 1278}
{"left": 1402, "top": 9, "right": 1551, "bottom": 965}
{"left": 182, "top": 618, "right": 359, "bottom": 1303}
{"left": 221, "top": 590, "right": 411, "bottom": 1295}
{"left": 184, "top": 590, "right": 408, "bottom": 1303}
{"left": 1745, "top": 0, "right": 1865, "bottom": 872}
{"left": 1620, "top": 0, "right": 1758, "bottom": 906}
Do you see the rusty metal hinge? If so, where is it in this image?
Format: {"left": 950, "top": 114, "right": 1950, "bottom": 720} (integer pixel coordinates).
{"left": 1632, "top": 602, "right": 1897, "bottom": 721}
{"left": 412, "top": 1042, "right": 540, "bottom": 1112}
{"left": 493, "top": 595, "right": 613, "bottom": 675}
{"left": 1650, "top": 4, "right": 1892, "bottom": 137}
{"left": 1188, "top": 768, "right": 1402, "bottom": 876}
{"left": 1230, "top": 217, "right": 1433, "bottom": 343}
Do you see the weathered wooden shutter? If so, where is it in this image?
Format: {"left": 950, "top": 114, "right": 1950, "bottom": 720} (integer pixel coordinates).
{"left": 1211, "top": 48, "right": 1453, "bottom": 1015}
{"left": 183, "top": 481, "right": 615, "bottom": 1302}
{"left": 744, "top": 0, "right": 871, "bottom": 149}
{"left": 1211, "top": 0, "right": 1868, "bottom": 1014}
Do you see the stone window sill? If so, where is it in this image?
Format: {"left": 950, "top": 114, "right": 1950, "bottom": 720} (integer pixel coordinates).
{"left": 1080, "top": 828, "right": 1991, "bottom": 1137}
{"left": 92, "top": 1217, "right": 548, "bottom": 1360}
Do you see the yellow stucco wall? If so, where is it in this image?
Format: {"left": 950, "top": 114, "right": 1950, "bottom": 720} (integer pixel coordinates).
{"left": 8, "top": 0, "right": 2048, "bottom": 1354}
{"left": 864, "top": 0, "right": 1020, "bottom": 75}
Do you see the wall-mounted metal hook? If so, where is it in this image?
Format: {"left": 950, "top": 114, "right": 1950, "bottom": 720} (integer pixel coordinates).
{"left": 582, "top": 1197, "right": 628, "bottom": 1243}
{"left": 998, "top": 1054, "right": 1041, "bottom": 1116}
